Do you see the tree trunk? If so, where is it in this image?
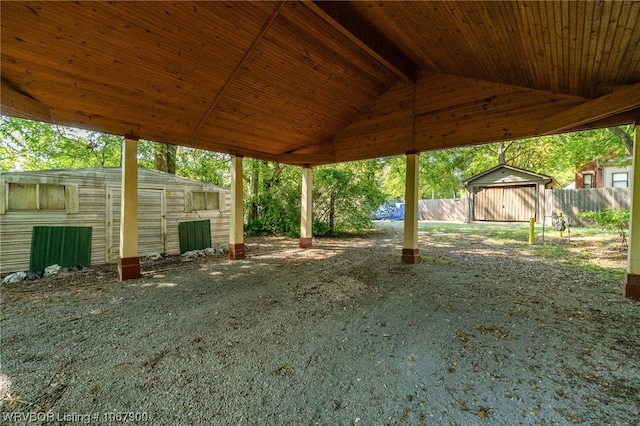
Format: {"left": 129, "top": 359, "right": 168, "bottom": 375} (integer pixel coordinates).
{"left": 166, "top": 144, "right": 176, "bottom": 174}
{"left": 497, "top": 141, "right": 507, "bottom": 165}
{"left": 329, "top": 192, "right": 336, "bottom": 235}
{"left": 154, "top": 143, "right": 177, "bottom": 174}
{"left": 608, "top": 127, "right": 634, "bottom": 154}
{"left": 249, "top": 160, "right": 260, "bottom": 223}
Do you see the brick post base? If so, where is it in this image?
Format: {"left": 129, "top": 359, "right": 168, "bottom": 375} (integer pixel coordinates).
{"left": 401, "top": 248, "right": 421, "bottom": 264}
{"left": 299, "top": 238, "right": 313, "bottom": 249}
{"left": 118, "top": 257, "right": 141, "bottom": 281}
{"left": 623, "top": 273, "right": 640, "bottom": 300}
{"left": 229, "top": 243, "right": 246, "bottom": 260}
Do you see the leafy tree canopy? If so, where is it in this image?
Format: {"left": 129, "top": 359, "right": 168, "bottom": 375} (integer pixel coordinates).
{"left": 1, "top": 116, "right": 633, "bottom": 236}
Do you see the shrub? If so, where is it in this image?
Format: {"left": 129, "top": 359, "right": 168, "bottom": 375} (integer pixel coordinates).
{"left": 578, "top": 208, "right": 629, "bottom": 246}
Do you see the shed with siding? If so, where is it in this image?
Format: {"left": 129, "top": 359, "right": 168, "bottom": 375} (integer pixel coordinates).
{"left": 463, "top": 165, "right": 558, "bottom": 223}
{"left": 0, "top": 167, "right": 231, "bottom": 274}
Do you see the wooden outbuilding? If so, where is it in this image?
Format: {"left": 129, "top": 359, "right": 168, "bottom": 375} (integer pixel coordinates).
{"left": 463, "top": 165, "right": 558, "bottom": 223}
{"left": 0, "top": 167, "right": 230, "bottom": 274}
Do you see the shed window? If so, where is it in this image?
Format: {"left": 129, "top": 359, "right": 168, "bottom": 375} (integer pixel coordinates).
{"left": 192, "top": 191, "right": 220, "bottom": 211}
{"left": 40, "top": 184, "right": 66, "bottom": 210}
{"left": 8, "top": 183, "right": 37, "bottom": 210}
{"left": 583, "top": 174, "right": 593, "bottom": 189}
{"left": 6, "top": 183, "right": 73, "bottom": 211}
{"left": 612, "top": 172, "right": 629, "bottom": 188}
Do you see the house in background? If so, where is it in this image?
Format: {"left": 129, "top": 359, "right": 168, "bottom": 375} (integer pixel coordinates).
{"left": 0, "top": 167, "right": 231, "bottom": 274}
{"left": 575, "top": 157, "right": 633, "bottom": 189}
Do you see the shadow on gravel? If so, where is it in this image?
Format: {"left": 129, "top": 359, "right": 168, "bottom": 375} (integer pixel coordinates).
{"left": 1, "top": 222, "right": 638, "bottom": 425}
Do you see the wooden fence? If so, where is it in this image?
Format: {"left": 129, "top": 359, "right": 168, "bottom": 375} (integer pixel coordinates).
{"left": 418, "top": 198, "right": 465, "bottom": 221}
{"left": 543, "top": 187, "right": 631, "bottom": 227}
{"left": 416, "top": 187, "right": 631, "bottom": 226}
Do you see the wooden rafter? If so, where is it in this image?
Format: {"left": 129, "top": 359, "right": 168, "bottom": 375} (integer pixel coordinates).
{"left": 189, "top": 1, "right": 286, "bottom": 143}
{"left": 1, "top": 78, "right": 50, "bottom": 121}
{"left": 538, "top": 82, "right": 640, "bottom": 135}
{"left": 275, "top": 152, "right": 335, "bottom": 165}
{"left": 305, "top": 1, "right": 417, "bottom": 82}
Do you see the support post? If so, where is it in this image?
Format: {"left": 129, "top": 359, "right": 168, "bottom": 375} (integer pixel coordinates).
{"left": 624, "top": 120, "right": 640, "bottom": 299}
{"left": 529, "top": 217, "right": 535, "bottom": 245}
{"left": 402, "top": 153, "right": 421, "bottom": 263}
{"left": 118, "top": 135, "right": 141, "bottom": 281}
{"left": 464, "top": 186, "right": 473, "bottom": 223}
{"left": 300, "top": 166, "right": 313, "bottom": 248}
{"left": 229, "top": 155, "right": 246, "bottom": 260}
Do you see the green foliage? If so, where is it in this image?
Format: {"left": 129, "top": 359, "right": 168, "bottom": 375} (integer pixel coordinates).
{"left": 244, "top": 160, "right": 301, "bottom": 237}
{"left": 311, "top": 219, "right": 332, "bottom": 237}
{"left": 578, "top": 209, "right": 629, "bottom": 230}
{"left": 175, "top": 148, "right": 230, "bottom": 187}
{"left": 1, "top": 116, "right": 231, "bottom": 186}
{"left": 243, "top": 159, "right": 385, "bottom": 237}
{"left": 0, "top": 116, "right": 123, "bottom": 170}
{"left": 379, "top": 156, "right": 406, "bottom": 200}
{"left": 2, "top": 116, "right": 634, "bottom": 241}
{"left": 313, "top": 160, "right": 386, "bottom": 235}
{"left": 578, "top": 208, "right": 630, "bottom": 246}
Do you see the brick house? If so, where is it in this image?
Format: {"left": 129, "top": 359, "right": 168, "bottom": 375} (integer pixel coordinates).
{"left": 575, "top": 157, "right": 632, "bottom": 189}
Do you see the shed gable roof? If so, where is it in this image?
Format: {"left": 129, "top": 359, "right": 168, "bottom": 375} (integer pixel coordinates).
{"left": 463, "top": 164, "right": 555, "bottom": 188}
{"left": 0, "top": 167, "right": 229, "bottom": 191}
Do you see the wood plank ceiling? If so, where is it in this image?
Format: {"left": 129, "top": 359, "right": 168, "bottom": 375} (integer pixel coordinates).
{"left": 2, "top": 1, "right": 639, "bottom": 166}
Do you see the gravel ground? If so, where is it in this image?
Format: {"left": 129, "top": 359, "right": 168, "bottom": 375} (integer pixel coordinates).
{"left": 1, "top": 221, "right": 639, "bottom": 425}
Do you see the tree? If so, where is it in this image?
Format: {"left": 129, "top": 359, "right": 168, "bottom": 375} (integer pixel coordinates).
{"left": 173, "top": 148, "right": 230, "bottom": 186}
{"left": 0, "top": 116, "right": 122, "bottom": 170}
{"left": 243, "top": 160, "right": 302, "bottom": 236}
{"left": 154, "top": 143, "right": 177, "bottom": 174}
{"left": 313, "top": 160, "right": 386, "bottom": 235}
{"left": 607, "top": 126, "right": 633, "bottom": 154}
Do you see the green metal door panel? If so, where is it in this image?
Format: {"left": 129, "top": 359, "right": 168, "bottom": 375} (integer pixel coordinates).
{"left": 30, "top": 226, "right": 93, "bottom": 271}
{"left": 178, "top": 220, "right": 211, "bottom": 253}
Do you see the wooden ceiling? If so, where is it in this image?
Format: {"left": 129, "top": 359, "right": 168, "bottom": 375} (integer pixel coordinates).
{"left": 2, "top": 1, "right": 639, "bottom": 166}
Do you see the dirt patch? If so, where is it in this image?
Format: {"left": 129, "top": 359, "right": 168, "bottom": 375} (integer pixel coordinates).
{"left": 1, "top": 222, "right": 639, "bottom": 425}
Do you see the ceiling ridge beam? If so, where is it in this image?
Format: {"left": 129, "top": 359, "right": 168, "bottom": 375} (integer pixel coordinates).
{"left": 304, "top": 1, "right": 417, "bottom": 83}
{"left": 1, "top": 78, "right": 51, "bottom": 121}
{"left": 276, "top": 152, "right": 336, "bottom": 165}
{"left": 189, "top": 1, "right": 286, "bottom": 143}
{"left": 538, "top": 82, "right": 640, "bottom": 135}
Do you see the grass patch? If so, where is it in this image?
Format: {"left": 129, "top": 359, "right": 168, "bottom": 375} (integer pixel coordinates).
{"left": 414, "top": 221, "right": 625, "bottom": 281}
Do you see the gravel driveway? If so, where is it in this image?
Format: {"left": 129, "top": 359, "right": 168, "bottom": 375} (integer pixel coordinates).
{"left": 1, "top": 221, "right": 639, "bottom": 425}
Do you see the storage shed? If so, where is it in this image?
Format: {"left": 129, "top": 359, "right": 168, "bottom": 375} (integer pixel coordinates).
{"left": 463, "top": 165, "right": 558, "bottom": 223}
{"left": 0, "top": 167, "right": 231, "bottom": 274}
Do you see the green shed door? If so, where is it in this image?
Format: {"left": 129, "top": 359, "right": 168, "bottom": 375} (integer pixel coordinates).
{"left": 30, "top": 226, "right": 92, "bottom": 272}
{"left": 179, "top": 220, "right": 211, "bottom": 253}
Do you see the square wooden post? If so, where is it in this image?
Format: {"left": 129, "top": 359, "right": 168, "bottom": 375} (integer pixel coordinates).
{"left": 300, "top": 166, "right": 313, "bottom": 248}
{"left": 229, "top": 155, "right": 246, "bottom": 260}
{"left": 402, "top": 152, "right": 421, "bottom": 263}
{"left": 624, "top": 120, "right": 640, "bottom": 299}
{"left": 118, "top": 135, "right": 141, "bottom": 280}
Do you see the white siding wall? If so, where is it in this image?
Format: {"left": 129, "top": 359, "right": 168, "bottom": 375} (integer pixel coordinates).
{"left": 602, "top": 166, "right": 633, "bottom": 188}
{"left": 0, "top": 168, "right": 231, "bottom": 273}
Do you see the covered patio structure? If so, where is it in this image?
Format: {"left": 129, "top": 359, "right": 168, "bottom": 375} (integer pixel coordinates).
{"left": 1, "top": 1, "right": 639, "bottom": 297}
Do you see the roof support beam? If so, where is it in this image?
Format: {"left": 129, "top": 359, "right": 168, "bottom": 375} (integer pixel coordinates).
{"left": 538, "top": 82, "right": 640, "bottom": 135}
{"left": 305, "top": 1, "right": 417, "bottom": 82}
{"left": 276, "top": 152, "right": 336, "bottom": 166}
{"left": 1, "top": 78, "right": 50, "bottom": 121}
{"left": 189, "top": 2, "right": 285, "bottom": 143}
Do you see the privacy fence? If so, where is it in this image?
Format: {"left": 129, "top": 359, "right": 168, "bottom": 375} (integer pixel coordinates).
{"left": 544, "top": 187, "right": 631, "bottom": 227}
{"left": 417, "top": 187, "right": 631, "bottom": 226}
